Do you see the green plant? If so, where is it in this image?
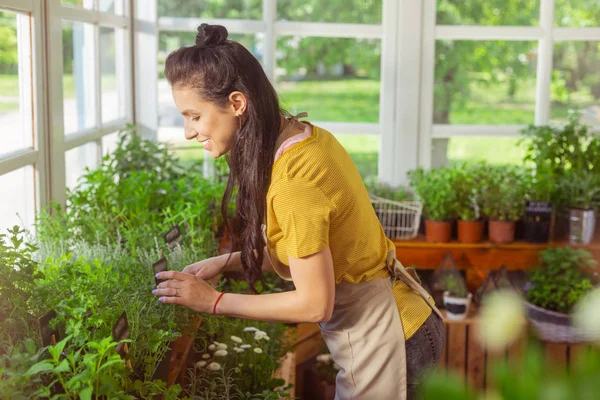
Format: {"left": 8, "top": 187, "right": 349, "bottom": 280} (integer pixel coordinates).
{"left": 408, "top": 168, "right": 457, "bottom": 221}
{"left": 443, "top": 274, "right": 468, "bottom": 298}
{"left": 481, "top": 165, "right": 527, "bottom": 221}
{"left": 557, "top": 169, "right": 600, "bottom": 209}
{"left": 364, "top": 176, "right": 413, "bottom": 202}
{"left": 450, "top": 162, "right": 488, "bottom": 221}
{"left": 525, "top": 247, "right": 597, "bottom": 314}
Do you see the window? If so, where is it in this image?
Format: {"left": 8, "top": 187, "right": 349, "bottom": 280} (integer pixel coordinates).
{"left": 277, "top": 0, "right": 383, "bottom": 24}
{"left": 276, "top": 37, "right": 381, "bottom": 123}
{"left": 551, "top": 41, "right": 600, "bottom": 126}
{"left": 0, "top": 166, "right": 36, "bottom": 230}
{"left": 555, "top": 0, "right": 598, "bottom": 27}
{"left": 334, "top": 134, "right": 379, "bottom": 179}
{"left": 62, "top": 20, "right": 97, "bottom": 135}
{"left": 436, "top": 0, "right": 540, "bottom": 26}
{"left": 101, "top": 131, "right": 120, "bottom": 157}
{"left": 0, "top": 10, "right": 33, "bottom": 157}
{"left": 100, "top": 27, "right": 125, "bottom": 123}
{"left": 433, "top": 40, "right": 537, "bottom": 125}
{"left": 61, "top": 0, "right": 94, "bottom": 10}
{"left": 66, "top": 142, "right": 99, "bottom": 190}
{"left": 158, "top": 0, "right": 262, "bottom": 19}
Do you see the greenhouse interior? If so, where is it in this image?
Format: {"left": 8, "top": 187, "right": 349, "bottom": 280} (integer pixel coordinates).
{"left": 1, "top": 0, "right": 599, "bottom": 399}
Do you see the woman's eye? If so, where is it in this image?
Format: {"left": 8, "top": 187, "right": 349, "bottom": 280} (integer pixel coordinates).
{"left": 192, "top": 116, "right": 200, "bottom": 122}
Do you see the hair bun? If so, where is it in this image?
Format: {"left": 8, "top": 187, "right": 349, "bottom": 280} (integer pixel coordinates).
{"left": 196, "top": 23, "right": 228, "bottom": 46}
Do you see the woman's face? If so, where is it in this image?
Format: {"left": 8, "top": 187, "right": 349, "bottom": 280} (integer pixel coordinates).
{"left": 172, "top": 87, "right": 241, "bottom": 158}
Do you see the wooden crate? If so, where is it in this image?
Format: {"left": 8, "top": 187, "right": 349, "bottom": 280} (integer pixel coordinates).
{"left": 438, "top": 310, "right": 595, "bottom": 391}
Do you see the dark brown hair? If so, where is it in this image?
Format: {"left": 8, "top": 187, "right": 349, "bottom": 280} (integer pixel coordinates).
{"left": 164, "top": 24, "right": 283, "bottom": 292}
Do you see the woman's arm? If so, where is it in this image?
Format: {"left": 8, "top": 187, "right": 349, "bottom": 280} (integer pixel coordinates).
{"left": 154, "top": 246, "right": 335, "bottom": 324}
{"left": 217, "top": 247, "right": 335, "bottom": 323}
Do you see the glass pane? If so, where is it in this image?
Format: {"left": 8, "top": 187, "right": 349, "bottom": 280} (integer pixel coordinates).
{"left": 65, "top": 142, "right": 99, "bottom": 190}
{"left": 61, "top": 0, "right": 94, "bottom": 9}
{"left": 438, "top": 137, "right": 527, "bottom": 165}
{"left": 334, "top": 134, "right": 379, "bottom": 180}
{"left": 158, "top": 32, "right": 262, "bottom": 130}
{"left": 0, "top": 10, "right": 33, "bottom": 157}
{"left": 551, "top": 41, "right": 600, "bottom": 126}
{"left": 555, "top": 0, "right": 600, "bottom": 27}
{"left": 158, "top": 0, "right": 261, "bottom": 19}
{"left": 101, "top": 131, "right": 120, "bottom": 156}
{"left": 434, "top": 40, "right": 537, "bottom": 125}
{"left": 276, "top": 37, "right": 381, "bottom": 123}
{"left": 100, "top": 27, "right": 124, "bottom": 123}
{"left": 0, "top": 165, "right": 36, "bottom": 231}
{"left": 436, "top": 0, "right": 539, "bottom": 26}
{"left": 277, "top": 0, "right": 382, "bottom": 24}
{"left": 63, "top": 21, "right": 97, "bottom": 135}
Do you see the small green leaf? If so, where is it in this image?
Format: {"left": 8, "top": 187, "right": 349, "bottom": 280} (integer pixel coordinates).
{"left": 54, "top": 359, "right": 70, "bottom": 373}
{"left": 79, "top": 386, "right": 93, "bottom": 400}
{"left": 25, "top": 361, "right": 54, "bottom": 376}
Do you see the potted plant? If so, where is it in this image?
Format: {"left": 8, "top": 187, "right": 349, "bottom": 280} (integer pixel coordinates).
{"left": 442, "top": 273, "right": 472, "bottom": 321}
{"left": 522, "top": 168, "right": 554, "bottom": 243}
{"left": 558, "top": 170, "right": 600, "bottom": 245}
{"left": 482, "top": 166, "right": 527, "bottom": 244}
{"left": 452, "top": 163, "right": 486, "bottom": 243}
{"left": 524, "top": 246, "right": 598, "bottom": 343}
{"left": 409, "top": 168, "right": 457, "bottom": 243}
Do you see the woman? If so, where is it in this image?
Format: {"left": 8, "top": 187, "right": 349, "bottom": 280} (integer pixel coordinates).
{"left": 152, "top": 23, "right": 444, "bottom": 400}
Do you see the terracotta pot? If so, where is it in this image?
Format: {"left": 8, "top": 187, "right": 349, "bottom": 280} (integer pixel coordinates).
{"left": 425, "top": 220, "right": 452, "bottom": 243}
{"left": 489, "top": 220, "right": 516, "bottom": 243}
{"left": 457, "top": 220, "right": 484, "bottom": 243}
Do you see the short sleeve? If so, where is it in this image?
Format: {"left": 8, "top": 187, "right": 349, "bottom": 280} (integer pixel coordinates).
{"left": 271, "top": 179, "right": 335, "bottom": 259}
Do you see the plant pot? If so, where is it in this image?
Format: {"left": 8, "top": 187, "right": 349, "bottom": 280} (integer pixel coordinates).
{"left": 524, "top": 301, "right": 595, "bottom": 343}
{"left": 523, "top": 220, "right": 551, "bottom": 243}
{"left": 443, "top": 292, "right": 472, "bottom": 321}
{"left": 569, "top": 208, "right": 596, "bottom": 245}
{"left": 488, "top": 220, "right": 516, "bottom": 244}
{"left": 551, "top": 209, "right": 570, "bottom": 241}
{"left": 425, "top": 220, "right": 452, "bottom": 243}
{"left": 457, "top": 220, "right": 484, "bottom": 243}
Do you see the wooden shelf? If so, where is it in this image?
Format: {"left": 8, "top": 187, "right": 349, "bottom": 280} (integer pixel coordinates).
{"left": 394, "top": 235, "right": 600, "bottom": 291}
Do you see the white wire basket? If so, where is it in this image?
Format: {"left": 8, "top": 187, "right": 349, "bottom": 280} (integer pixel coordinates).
{"left": 370, "top": 195, "right": 423, "bottom": 240}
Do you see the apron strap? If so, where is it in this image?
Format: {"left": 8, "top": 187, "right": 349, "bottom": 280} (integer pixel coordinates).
{"left": 386, "top": 250, "right": 444, "bottom": 319}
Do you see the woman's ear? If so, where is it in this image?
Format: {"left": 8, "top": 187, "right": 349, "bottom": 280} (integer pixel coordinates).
{"left": 228, "top": 91, "right": 247, "bottom": 116}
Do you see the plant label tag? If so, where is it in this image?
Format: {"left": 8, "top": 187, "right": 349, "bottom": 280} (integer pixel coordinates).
{"left": 163, "top": 225, "right": 182, "bottom": 250}
{"left": 112, "top": 311, "right": 130, "bottom": 359}
{"left": 38, "top": 309, "right": 59, "bottom": 348}
{"left": 153, "top": 256, "right": 168, "bottom": 286}
{"left": 525, "top": 201, "right": 552, "bottom": 222}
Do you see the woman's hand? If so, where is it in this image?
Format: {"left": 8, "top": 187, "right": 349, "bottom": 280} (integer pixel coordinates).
{"left": 152, "top": 271, "right": 220, "bottom": 314}
{"left": 181, "top": 256, "right": 227, "bottom": 280}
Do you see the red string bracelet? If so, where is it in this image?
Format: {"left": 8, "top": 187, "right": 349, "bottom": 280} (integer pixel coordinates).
{"left": 213, "top": 292, "right": 226, "bottom": 315}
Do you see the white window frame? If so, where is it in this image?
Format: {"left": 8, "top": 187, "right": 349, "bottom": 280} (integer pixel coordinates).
{"left": 0, "top": 0, "right": 134, "bottom": 222}
{"left": 419, "top": 0, "right": 600, "bottom": 170}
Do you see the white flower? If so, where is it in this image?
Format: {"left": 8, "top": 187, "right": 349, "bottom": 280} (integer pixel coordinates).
{"left": 240, "top": 344, "right": 251, "bottom": 349}
{"left": 234, "top": 367, "right": 241, "bottom": 373}
{"left": 214, "top": 349, "right": 228, "bottom": 357}
{"left": 243, "top": 327, "right": 258, "bottom": 333}
{"left": 217, "top": 343, "right": 228, "bottom": 350}
{"left": 254, "top": 348, "right": 263, "bottom": 354}
{"left": 316, "top": 354, "right": 332, "bottom": 363}
{"left": 573, "top": 288, "right": 600, "bottom": 343}
{"left": 207, "top": 362, "right": 221, "bottom": 371}
{"left": 254, "top": 333, "right": 266, "bottom": 341}
{"left": 231, "top": 336, "right": 243, "bottom": 344}
{"left": 202, "top": 353, "right": 211, "bottom": 359}
{"left": 256, "top": 330, "right": 267, "bottom": 336}
{"left": 208, "top": 344, "right": 216, "bottom": 351}
{"left": 234, "top": 347, "right": 244, "bottom": 353}
{"left": 333, "top": 363, "right": 340, "bottom": 370}
{"left": 213, "top": 341, "right": 221, "bottom": 345}
{"left": 195, "top": 361, "right": 207, "bottom": 368}
{"left": 263, "top": 336, "right": 270, "bottom": 341}
{"left": 476, "top": 290, "right": 525, "bottom": 352}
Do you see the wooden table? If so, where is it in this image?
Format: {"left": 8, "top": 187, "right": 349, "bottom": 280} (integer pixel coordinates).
{"left": 395, "top": 235, "right": 600, "bottom": 291}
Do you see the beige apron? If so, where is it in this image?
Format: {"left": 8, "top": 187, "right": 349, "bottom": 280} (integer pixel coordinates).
{"left": 264, "top": 114, "right": 441, "bottom": 400}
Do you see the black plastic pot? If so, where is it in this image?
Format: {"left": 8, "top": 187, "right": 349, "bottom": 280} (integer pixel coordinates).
{"left": 523, "top": 220, "right": 551, "bottom": 243}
